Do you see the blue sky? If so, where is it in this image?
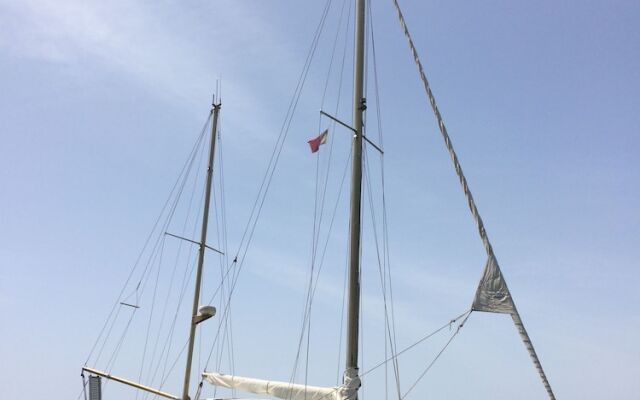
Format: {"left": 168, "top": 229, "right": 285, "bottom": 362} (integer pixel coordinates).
{"left": 0, "top": 1, "right": 639, "bottom": 399}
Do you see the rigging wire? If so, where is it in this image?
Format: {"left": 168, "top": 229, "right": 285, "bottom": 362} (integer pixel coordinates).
{"left": 210, "top": 116, "right": 234, "bottom": 398}
{"left": 230, "top": 0, "right": 333, "bottom": 266}
{"left": 93, "top": 134, "right": 207, "bottom": 390}
{"left": 362, "top": 148, "right": 402, "bottom": 400}
{"left": 220, "top": 140, "right": 237, "bottom": 395}
{"left": 336, "top": 246, "right": 350, "bottom": 385}
{"left": 136, "top": 236, "right": 166, "bottom": 400}
{"left": 155, "top": 215, "right": 203, "bottom": 391}
{"left": 400, "top": 313, "right": 471, "bottom": 400}
{"left": 291, "top": 148, "right": 353, "bottom": 391}
{"left": 91, "top": 301, "right": 123, "bottom": 372}
{"left": 201, "top": 0, "right": 335, "bottom": 381}
{"left": 119, "top": 130, "right": 209, "bottom": 398}
{"left": 359, "top": 310, "right": 471, "bottom": 379}
{"left": 301, "top": 148, "right": 353, "bottom": 392}
{"left": 141, "top": 248, "right": 198, "bottom": 398}
{"left": 144, "top": 233, "right": 191, "bottom": 386}
{"left": 83, "top": 113, "right": 212, "bottom": 370}
{"left": 313, "top": 0, "right": 350, "bottom": 258}
{"left": 364, "top": 3, "right": 403, "bottom": 398}
{"left": 142, "top": 122, "right": 210, "bottom": 400}
{"left": 332, "top": 0, "right": 354, "bottom": 385}
{"left": 100, "top": 311, "right": 144, "bottom": 397}
{"left": 289, "top": 0, "right": 353, "bottom": 391}
{"left": 81, "top": 373, "right": 88, "bottom": 400}
{"left": 194, "top": 310, "right": 471, "bottom": 400}
{"left": 158, "top": 338, "right": 190, "bottom": 391}
{"left": 82, "top": 108, "right": 212, "bottom": 400}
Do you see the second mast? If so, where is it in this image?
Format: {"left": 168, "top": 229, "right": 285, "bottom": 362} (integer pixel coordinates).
{"left": 181, "top": 99, "right": 222, "bottom": 400}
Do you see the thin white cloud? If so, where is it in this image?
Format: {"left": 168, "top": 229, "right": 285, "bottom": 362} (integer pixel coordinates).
{"left": 0, "top": 0, "right": 301, "bottom": 121}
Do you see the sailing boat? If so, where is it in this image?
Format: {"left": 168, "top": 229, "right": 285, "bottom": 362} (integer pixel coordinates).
{"left": 80, "top": 1, "right": 556, "bottom": 400}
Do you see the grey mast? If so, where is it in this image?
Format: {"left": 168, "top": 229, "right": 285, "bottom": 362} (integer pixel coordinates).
{"left": 181, "top": 99, "right": 222, "bottom": 400}
{"left": 345, "top": 0, "right": 366, "bottom": 393}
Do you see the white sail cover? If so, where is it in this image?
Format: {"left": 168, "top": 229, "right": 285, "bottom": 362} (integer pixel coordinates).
{"left": 203, "top": 370, "right": 360, "bottom": 400}
{"left": 472, "top": 256, "right": 515, "bottom": 314}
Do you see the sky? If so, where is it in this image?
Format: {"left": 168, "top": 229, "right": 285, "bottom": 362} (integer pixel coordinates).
{"left": 0, "top": 0, "right": 639, "bottom": 399}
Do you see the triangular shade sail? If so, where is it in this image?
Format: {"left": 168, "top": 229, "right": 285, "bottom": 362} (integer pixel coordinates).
{"left": 472, "top": 256, "right": 515, "bottom": 314}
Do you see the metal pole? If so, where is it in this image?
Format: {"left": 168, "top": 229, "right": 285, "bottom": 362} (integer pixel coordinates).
{"left": 345, "top": 0, "right": 366, "bottom": 388}
{"left": 181, "top": 99, "right": 222, "bottom": 400}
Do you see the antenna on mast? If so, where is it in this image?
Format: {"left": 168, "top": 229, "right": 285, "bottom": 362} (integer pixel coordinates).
{"left": 212, "top": 79, "right": 222, "bottom": 106}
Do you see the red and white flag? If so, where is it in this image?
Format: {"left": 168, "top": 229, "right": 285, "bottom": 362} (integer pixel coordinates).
{"left": 307, "top": 129, "right": 328, "bottom": 153}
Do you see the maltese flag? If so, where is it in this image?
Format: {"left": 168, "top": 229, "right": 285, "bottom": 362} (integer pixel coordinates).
{"left": 307, "top": 129, "right": 328, "bottom": 153}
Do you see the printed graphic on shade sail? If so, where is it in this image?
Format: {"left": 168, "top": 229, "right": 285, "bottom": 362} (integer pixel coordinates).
{"left": 472, "top": 256, "right": 515, "bottom": 314}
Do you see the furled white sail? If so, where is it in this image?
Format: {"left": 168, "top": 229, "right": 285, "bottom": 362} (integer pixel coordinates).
{"left": 203, "top": 371, "right": 360, "bottom": 400}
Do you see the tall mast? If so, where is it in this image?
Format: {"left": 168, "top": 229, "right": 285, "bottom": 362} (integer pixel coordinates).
{"left": 345, "top": 0, "right": 366, "bottom": 391}
{"left": 181, "top": 99, "right": 222, "bottom": 400}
